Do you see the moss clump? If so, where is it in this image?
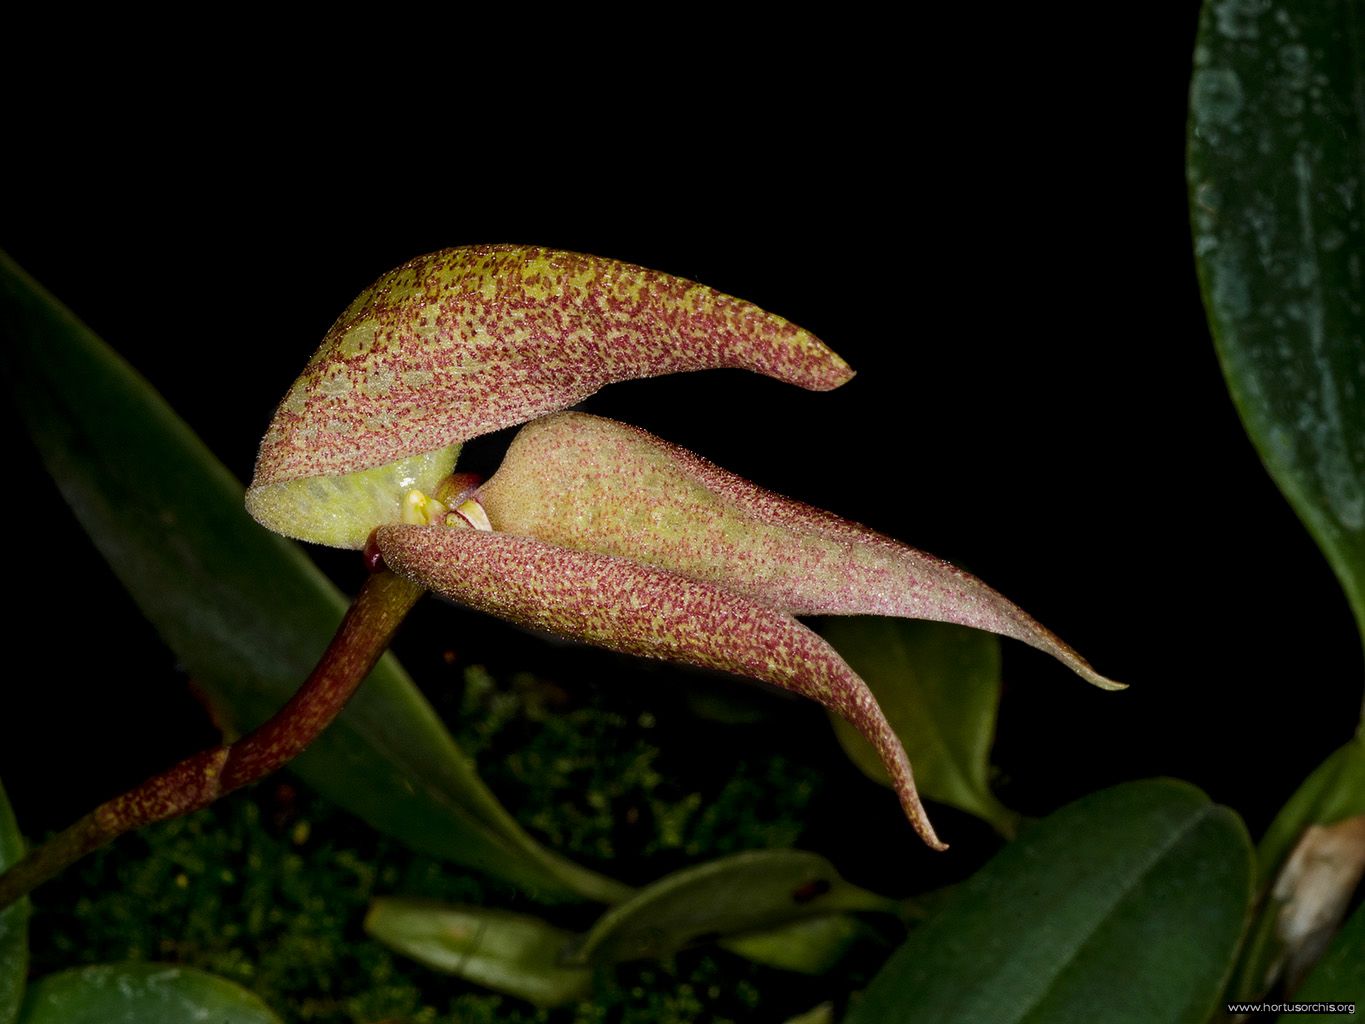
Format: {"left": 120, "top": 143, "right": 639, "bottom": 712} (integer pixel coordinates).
{"left": 456, "top": 667, "right": 820, "bottom": 872}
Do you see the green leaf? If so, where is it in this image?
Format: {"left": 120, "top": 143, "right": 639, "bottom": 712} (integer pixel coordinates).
{"left": 364, "top": 899, "right": 590, "bottom": 1008}
{"left": 845, "top": 779, "right": 1253, "bottom": 1024}
{"left": 1294, "top": 897, "right": 1365, "bottom": 1004}
{"left": 1188, "top": 0, "right": 1365, "bottom": 648}
{"left": 0, "top": 781, "right": 26, "bottom": 1024}
{"left": 821, "top": 618, "right": 1017, "bottom": 835}
{"left": 568, "top": 849, "right": 896, "bottom": 966}
{"left": 783, "top": 1002, "right": 834, "bottom": 1024}
{"left": 17, "top": 963, "right": 281, "bottom": 1024}
{"left": 719, "top": 915, "right": 865, "bottom": 975}
{"left": 0, "top": 250, "right": 626, "bottom": 905}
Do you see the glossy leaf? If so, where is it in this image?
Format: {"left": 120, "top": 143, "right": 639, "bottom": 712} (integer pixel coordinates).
{"left": 821, "top": 618, "right": 1016, "bottom": 835}
{"left": 247, "top": 245, "right": 853, "bottom": 548}
{"left": 565, "top": 849, "right": 896, "bottom": 966}
{"left": 0, "top": 251, "right": 626, "bottom": 904}
{"left": 480, "top": 413, "right": 1121, "bottom": 691}
{"left": 0, "top": 781, "right": 25, "bottom": 1024}
{"left": 17, "top": 963, "right": 281, "bottom": 1024}
{"left": 1189, "top": 0, "right": 1365, "bottom": 643}
{"left": 364, "top": 899, "right": 589, "bottom": 1008}
{"left": 845, "top": 780, "right": 1253, "bottom": 1024}
{"left": 378, "top": 525, "right": 946, "bottom": 847}
{"left": 1294, "top": 896, "right": 1365, "bottom": 1004}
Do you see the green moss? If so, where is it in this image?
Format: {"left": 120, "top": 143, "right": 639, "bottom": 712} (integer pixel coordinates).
{"left": 26, "top": 666, "right": 840, "bottom": 1022}
{"left": 456, "top": 667, "right": 820, "bottom": 870}
{"left": 32, "top": 790, "right": 490, "bottom": 1022}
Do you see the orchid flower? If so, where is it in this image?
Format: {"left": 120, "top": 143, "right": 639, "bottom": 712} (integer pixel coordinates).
{"left": 243, "top": 245, "right": 1121, "bottom": 851}
{"left": 0, "top": 246, "right": 1123, "bottom": 914}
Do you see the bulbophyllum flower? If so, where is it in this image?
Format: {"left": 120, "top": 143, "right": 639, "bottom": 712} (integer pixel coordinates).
{"left": 245, "top": 245, "right": 1121, "bottom": 851}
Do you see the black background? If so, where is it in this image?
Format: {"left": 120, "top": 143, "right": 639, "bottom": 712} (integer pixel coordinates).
{"left": 2, "top": 6, "right": 1360, "bottom": 878}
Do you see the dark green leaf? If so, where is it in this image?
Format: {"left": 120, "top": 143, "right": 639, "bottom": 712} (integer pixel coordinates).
{"left": 0, "top": 781, "right": 26, "bottom": 1024}
{"left": 1188, "top": 0, "right": 1365, "bottom": 646}
{"left": 1294, "top": 896, "right": 1365, "bottom": 1004}
{"left": 0, "top": 251, "right": 626, "bottom": 905}
{"left": 821, "top": 618, "right": 1016, "bottom": 834}
{"left": 568, "top": 849, "right": 896, "bottom": 966}
{"left": 720, "top": 915, "right": 865, "bottom": 975}
{"left": 364, "top": 899, "right": 590, "bottom": 1008}
{"left": 783, "top": 1002, "right": 834, "bottom": 1024}
{"left": 18, "top": 964, "right": 281, "bottom": 1024}
{"left": 846, "top": 779, "right": 1253, "bottom": 1024}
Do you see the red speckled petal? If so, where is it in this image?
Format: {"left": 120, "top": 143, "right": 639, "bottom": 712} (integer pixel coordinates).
{"left": 481, "top": 413, "right": 1121, "bottom": 691}
{"left": 247, "top": 246, "right": 853, "bottom": 547}
{"left": 376, "top": 524, "right": 946, "bottom": 850}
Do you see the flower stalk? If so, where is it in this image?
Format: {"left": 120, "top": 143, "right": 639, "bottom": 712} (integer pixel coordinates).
{"left": 0, "top": 569, "right": 423, "bottom": 911}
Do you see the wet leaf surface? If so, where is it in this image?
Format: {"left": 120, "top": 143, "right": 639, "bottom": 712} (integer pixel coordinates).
{"left": 1189, "top": 0, "right": 1365, "bottom": 645}
{"left": 18, "top": 963, "right": 281, "bottom": 1024}
{"left": 845, "top": 780, "right": 1252, "bottom": 1024}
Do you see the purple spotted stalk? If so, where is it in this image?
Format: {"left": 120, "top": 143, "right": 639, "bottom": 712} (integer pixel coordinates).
{"left": 0, "top": 246, "right": 1119, "bottom": 908}
{"left": 0, "top": 570, "right": 421, "bottom": 910}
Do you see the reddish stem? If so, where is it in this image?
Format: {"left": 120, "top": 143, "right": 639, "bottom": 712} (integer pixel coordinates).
{"left": 0, "top": 570, "right": 424, "bottom": 910}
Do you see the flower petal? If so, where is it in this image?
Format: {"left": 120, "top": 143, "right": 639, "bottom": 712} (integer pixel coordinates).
{"left": 248, "top": 246, "right": 853, "bottom": 548}
{"left": 375, "top": 524, "right": 947, "bottom": 849}
{"left": 480, "top": 413, "right": 1121, "bottom": 691}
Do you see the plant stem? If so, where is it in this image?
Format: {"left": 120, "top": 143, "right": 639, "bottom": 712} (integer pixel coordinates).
{"left": 0, "top": 570, "right": 424, "bottom": 911}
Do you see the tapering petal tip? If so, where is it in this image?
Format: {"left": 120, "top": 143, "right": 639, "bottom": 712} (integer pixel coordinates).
{"left": 903, "top": 786, "right": 950, "bottom": 852}
{"left": 857, "top": 682, "right": 948, "bottom": 850}
{"left": 813, "top": 359, "right": 856, "bottom": 391}
{"left": 1040, "top": 639, "right": 1125, "bottom": 691}
{"left": 1086, "top": 671, "right": 1127, "bottom": 692}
